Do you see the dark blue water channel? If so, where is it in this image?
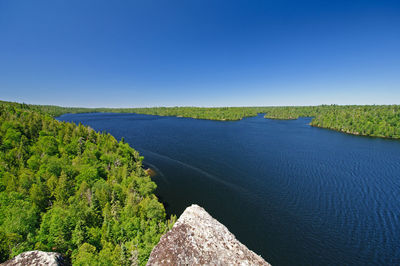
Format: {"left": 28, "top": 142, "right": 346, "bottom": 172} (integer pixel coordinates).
{"left": 58, "top": 113, "right": 400, "bottom": 265}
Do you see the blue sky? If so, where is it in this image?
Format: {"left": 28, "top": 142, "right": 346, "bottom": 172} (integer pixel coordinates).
{"left": 0, "top": 0, "right": 399, "bottom": 107}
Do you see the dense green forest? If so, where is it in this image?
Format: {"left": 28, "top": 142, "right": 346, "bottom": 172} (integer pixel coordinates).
{"left": 310, "top": 105, "right": 400, "bottom": 138}
{"left": 262, "top": 105, "right": 400, "bottom": 139}
{"left": 114, "top": 107, "right": 263, "bottom": 121}
{"left": 0, "top": 101, "right": 262, "bottom": 121}
{"left": 0, "top": 102, "right": 176, "bottom": 265}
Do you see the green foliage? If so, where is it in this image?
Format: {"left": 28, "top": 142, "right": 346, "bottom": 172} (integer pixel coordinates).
{"left": 0, "top": 192, "right": 39, "bottom": 257}
{"left": 37, "top": 135, "right": 59, "bottom": 156}
{"left": 72, "top": 243, "right": 99, "bottom": 265}
{"left": 262, "top": 105, "right": 400, "bottom": 139}
{"left": 37, "top": 206, "right": 74, "bottom": 252}
{"left": 0, "top": 231, "right": 9, "bottom": 261}
{"left": 0, "top": 103, "right": 174, "bottom": 265}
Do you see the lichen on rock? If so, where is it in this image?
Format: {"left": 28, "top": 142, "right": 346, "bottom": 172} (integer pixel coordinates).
{"left": 1, "top": 251, "right": 68, "bottom": 266}
{"left": 147, "top": 204, "right": 270, "bottom": 265}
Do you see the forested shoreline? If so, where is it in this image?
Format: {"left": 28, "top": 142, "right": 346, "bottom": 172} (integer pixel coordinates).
{"left": 3, "top": 100, "right": 398, "bottom": 139}
{"left": 0, "top": 102, "right": 175, "bottom": 265}
{"left": 262, "top": 105, "right": 400, "bottom": 139}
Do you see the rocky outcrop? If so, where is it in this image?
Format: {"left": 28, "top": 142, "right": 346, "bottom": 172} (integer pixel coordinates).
{"left": 147, "top": 204, "right": 270, "bottom": 265}
{"left": 2, "top": 206, "right": 269, "bottom": 266}
{"left": 1, "top": 251, "right": 68, "bottom": 266}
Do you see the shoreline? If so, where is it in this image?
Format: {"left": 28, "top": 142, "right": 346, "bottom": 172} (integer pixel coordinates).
{"left": 57, "top": 110, "right": 400, "bottom": 141}
{"left": 310, "top": 124, "right": 400, "bottom": 140}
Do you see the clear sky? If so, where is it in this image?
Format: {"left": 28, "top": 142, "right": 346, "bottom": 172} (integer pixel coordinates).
{"left": 0, "top": 0, "right": 399, "bottom": 107}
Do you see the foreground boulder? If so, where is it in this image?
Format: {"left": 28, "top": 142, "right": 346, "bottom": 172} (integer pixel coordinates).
{"left": 147, "top": 204, "right": 270, "bottom": 265}
{"left": 1, "top": 251, "right": 68, "bottom": 266}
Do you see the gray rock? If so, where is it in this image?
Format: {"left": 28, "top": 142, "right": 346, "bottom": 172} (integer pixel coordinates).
{"left": 1, "top": 251, "right": 68, "bottom": 266}
{"left": 147, "top": 204, "right": 270, "bottom": 266}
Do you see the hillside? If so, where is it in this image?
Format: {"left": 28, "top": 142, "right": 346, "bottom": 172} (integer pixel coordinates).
{"left": 0, "top": 102, "right": 175, "bottom": 265}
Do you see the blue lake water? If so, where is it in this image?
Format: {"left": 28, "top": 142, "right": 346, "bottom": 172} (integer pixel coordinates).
{"left": 58, "top": 113, "right": 400, "bottom": 265}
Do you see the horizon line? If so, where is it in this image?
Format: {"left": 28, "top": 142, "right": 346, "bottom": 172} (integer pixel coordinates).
{"left": 2, "top": 99, "right": 399, "bottom": 109}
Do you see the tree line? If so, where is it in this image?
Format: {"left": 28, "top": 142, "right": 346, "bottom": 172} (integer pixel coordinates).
{"left": 262, "top": 105, "right": 400, "bottom": 139}
{"left": 2, "top": 100, "right": 400, "bottom": 138}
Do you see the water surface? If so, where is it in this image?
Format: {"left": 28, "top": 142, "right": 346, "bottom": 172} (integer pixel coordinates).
{"left": 58, "top": 113, "right": 400, "bottom": 265}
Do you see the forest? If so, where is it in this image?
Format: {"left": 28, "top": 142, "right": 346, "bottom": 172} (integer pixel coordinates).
{"left": 263, "top": 105, "right": 400, "bottom": 139}
{"left": 2, "top": 100, "right": 400, "bottom": 139}
{"left": 0, "top": 102, "right": 176, "bottom": 265}
{"left": 0, "top": 101, "right": 262, "bottom": 121}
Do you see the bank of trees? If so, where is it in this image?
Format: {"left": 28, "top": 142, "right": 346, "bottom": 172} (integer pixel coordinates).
{"left": 309, "top": 105, "right": 400, "bottom": 138}
{"left": 125, "top": 105, "right": 400, "bottom": 139}
{"left": 261, "top": 105, "right": 400, "bottom": 138}
{"left": 2, "top": 100, "right": 399, "bottom": 139}
{"left": 120, "top": 107, "right": 263, "bottom": 121}
{"left": 262, "top": 106, "right": 323, "bottom": 119}
{"left": 0, "top": 103, "right": 175, "bottom": 265}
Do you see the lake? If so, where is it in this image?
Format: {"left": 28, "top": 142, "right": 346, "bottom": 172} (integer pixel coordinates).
{"left": 58, "top": 113, "right": 400, "bottom": 265}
